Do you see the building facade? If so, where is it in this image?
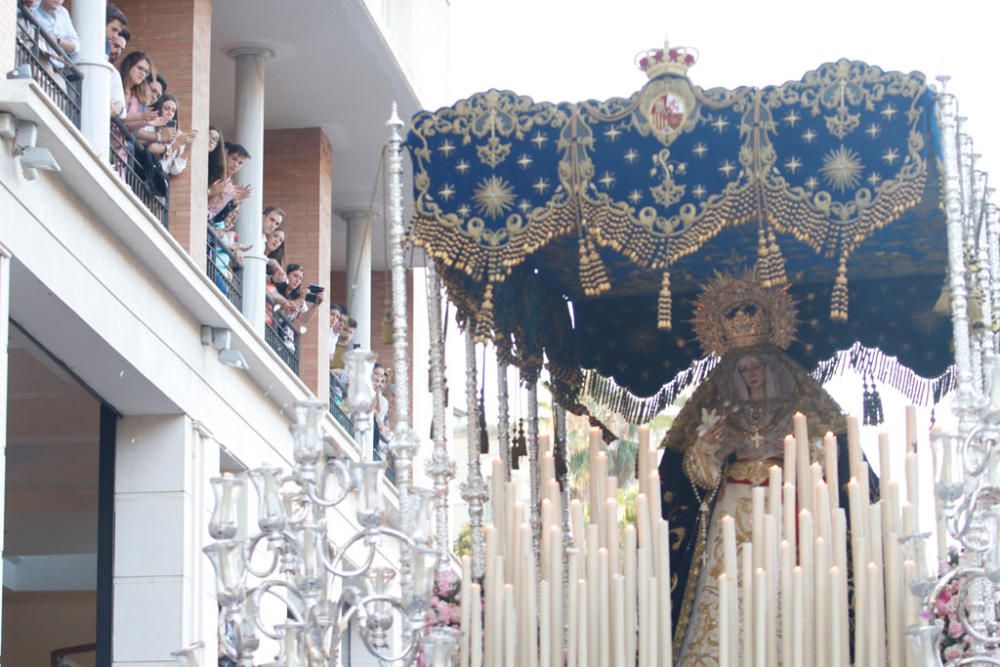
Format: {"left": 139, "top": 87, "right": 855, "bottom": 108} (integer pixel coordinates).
{"left": 0, "top": 0, "right": 445, "bottom": 664}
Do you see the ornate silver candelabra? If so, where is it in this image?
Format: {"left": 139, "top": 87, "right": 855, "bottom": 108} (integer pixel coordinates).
{"left": 201, "top": 354, "right": 457, "bottom": 666}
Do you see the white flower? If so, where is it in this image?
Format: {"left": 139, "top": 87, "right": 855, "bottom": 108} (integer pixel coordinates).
{"left": 696, "top": 408, "right": 721, "bottom": 437}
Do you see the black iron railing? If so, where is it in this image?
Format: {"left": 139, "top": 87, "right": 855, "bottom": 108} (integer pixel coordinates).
{"left": 265, "top": 307, "right": 300, "bottom": 374}
{"left": 206, "top": 227, "right": 244, "bottom": 311}
{"left": 329, "top": 372, "right": 353, "bottom": 432}
{"left": 15, "top": 3, "right": 83, "bottom": 128}
{"left": 110, "top": 117, "right": 168, "bottom": 227}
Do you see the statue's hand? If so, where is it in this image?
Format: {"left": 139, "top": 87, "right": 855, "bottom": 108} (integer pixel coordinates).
{"left": 684, "top": 437, "right": 722, "bottom": 490}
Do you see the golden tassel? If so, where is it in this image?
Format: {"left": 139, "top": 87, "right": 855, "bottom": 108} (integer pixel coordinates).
{"left": 831, "top": 258, "right": 849, "bottom": 321}
{"left": 578, "top": 235, "right": 611, "bottom": 297}
{"left": 476, "top": 283, "right": 496, "bottom": 342}
{"left": 658, "top": 270, "right": 673, "bottom": 330}
{"left": 766, "top": 229, "right": 787, "bottom": 287}
{"left": 755, "top": 227, "right": 770, "bottom": 282}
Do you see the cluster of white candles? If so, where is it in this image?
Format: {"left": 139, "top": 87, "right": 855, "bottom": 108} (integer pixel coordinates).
{"left": 719, "top": 410, "right": 929, "bottom": 667}
{"left": 457, "top": 427, "right": 674, "bottom": 666}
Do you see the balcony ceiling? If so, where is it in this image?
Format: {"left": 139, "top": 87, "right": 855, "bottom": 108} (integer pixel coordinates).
{"left": 210, "top": 0, "right": 423, "bottom": 271}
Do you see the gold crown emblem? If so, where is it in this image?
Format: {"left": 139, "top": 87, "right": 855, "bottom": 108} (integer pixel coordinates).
{"left": 692, "top": 271, "right": 797, "bottom": 356}
{"left": 635, "top": 39, "right": 698, "bottom": 79}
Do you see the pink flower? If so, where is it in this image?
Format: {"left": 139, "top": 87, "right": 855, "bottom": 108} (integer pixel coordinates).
{"left": 948, "top": 619, "right": 965, "bottom": 639}
{"left": 944, "top": 644, "right": 963, "bottom": 661}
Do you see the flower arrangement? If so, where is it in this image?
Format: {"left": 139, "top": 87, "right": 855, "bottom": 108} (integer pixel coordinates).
{"left": 416, "top": 567, "right": 463, "bottom": 666}
{"left": 931, "top": 547, "right": 971, "bottom": 663}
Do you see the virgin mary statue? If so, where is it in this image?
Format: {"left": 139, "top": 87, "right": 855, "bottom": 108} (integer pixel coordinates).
{"left": 658, "top": 273, "right": 876, "bottom": 665}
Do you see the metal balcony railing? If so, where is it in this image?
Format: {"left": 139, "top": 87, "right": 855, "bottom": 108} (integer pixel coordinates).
{"left": 110, "top": 118, "right": 169, "bottom": 227}
{"left": 264, "top": 306, "right": 300, "bottom": 374}
{"left": 329, "top": 371, "right": 353, "bottom": 432}
{"left": 15, "top": 3, "right": 83, "bottom": 128}
{"left": 206, "top": 227, "right": 244, "bottom": 311}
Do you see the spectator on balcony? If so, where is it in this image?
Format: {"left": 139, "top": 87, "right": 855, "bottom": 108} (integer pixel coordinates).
{"left": 29, "top": 0, "right": 79, "bottom": 64}
{"left": 105, "top": 4, "right": 127, "bottom": 51}
{"left": 373, "top": 363, "right": 391, "bottom": 461}
{"left": 330, "top": 317, "right": 358, "bottom": 372}
{"left": 120, "top": 51, "right": 157, "bottom": 131}
{"left": 146, "top": 74, "right": 169, "bottom": 106}
{"left": 328, "top": 303, "right": 346, "bottom": 360}
{"left": 147, "top": 94, "right": 196, "bottom": 177}
{"left": 107, "top": 29, "right": 127, "bottom": 118}
{"left": 208, "top": 142, "right": 251, "bottom": 223}
{"left": 263, "top": 206, "right": 284, "bottom": 235}
{"left": 208, "top": 126, "right": 225, "bottom": 184}
{"left": 277, "top": 264, "right": 324, "bottom": 326}
{"left": 265, "top": 228, "right": 286, "bottom": 281}
{"left": 209, "top": 203, "right": 250, "bottom": 297}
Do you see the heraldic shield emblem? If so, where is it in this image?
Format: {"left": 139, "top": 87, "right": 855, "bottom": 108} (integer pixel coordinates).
{"left": 635, "top": 41, "right": 699, "bottom": 147}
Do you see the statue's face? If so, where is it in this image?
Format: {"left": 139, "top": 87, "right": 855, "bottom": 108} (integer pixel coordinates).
{"left": 737, "top": 355, "right": 766, "bottom": 393}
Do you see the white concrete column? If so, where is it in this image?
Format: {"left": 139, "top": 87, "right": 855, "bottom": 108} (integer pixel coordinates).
{"left": 71, "top": 0, "right": 112, "bottom": 157}
{"left": 338, "top": 207, "right": 376, "bottom": 350}
{"left": 230, "top": 46, "right": 273, "bottom": 334}
{"left": 0, "top": 244, "right": 11, "bottom": 656}
{"left": 113, "top": 415, "right": 217, "bottom": 665}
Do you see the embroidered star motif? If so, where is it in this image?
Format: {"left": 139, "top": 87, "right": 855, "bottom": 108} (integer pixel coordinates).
{"left": 711, "top": 116, "right": 730, "bottom": 133}
{"left": 784, "top": 110, "right": 801, "bottom": 127}
{"left": 718, "top": 160, "right": 736, "bottom": 177}
{"left": 802, "top": 129, "right": 817, "bottom": 143}
{"left": 881, "top": 104, "right": 898, "bottom": 120}
{"left": 865, "top": 123, "right": 881, "bottom": 139}
{"left": 438, "top": 184, "right": 456, "bottom": 201}
{"left": 455, "top": 160, "right": 470, "bottom": 174}
{"left": 438, "top": 139, "right": 455, "bottom": 157}
{"left": 784, "top": 157, "right": 802, "bottom": 174}
{"left": 457, "top": 204, "right": 471, "bottom": 217}
{"left": 531, "top": 132, "right": 548, "bottom": 149}
{"left": 517, "top": 154, "right": 533, "bottom": 169}
{"left": 882, "top": 148, "right": 900, "bottom": 165}
{"left": 805, "top": 176, "right": 819, "bottom": 190}
{"left": 628, "top": 189, "right": 642, "bottom": 204}
{"left": 518, "top": 199, "right": 532, "bottom": 213}
{"left": 604, "top": 126, "right": 622, "bottom": 142}
{"left": 598, "top": 171, "right": 616, "bottom": 188}
{"left": 867, "top": 172, "right": 882, "bottom": 186}
{"left": 676, "top": 163, "right": 687, "bottom": 174}
{"left": 692, "top": 184, "right": 706, "bottom": 199}
{"left": 532, "top": 177, "right": 550, "bottom": 194}
{"left": 624, "top": 149, "right": 639, "bottom": 164}
{"left": 692, "top": 143, "right": 708, "bottom": 158}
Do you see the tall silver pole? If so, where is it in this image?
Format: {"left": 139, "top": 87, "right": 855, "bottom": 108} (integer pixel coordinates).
{"left": 461, "top": 330, "right": 488, "bottom": 578}
{"left": 497, "top": 360, "right": 512, "bottom": 480}
{"left": 425, "top": 262, "right": 455, "bottom": 571}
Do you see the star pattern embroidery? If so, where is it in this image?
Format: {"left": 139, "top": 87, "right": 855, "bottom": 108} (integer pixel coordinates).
{"left": 692, "top": 143, "right": 708, "bottom": 158}
{"left": 802, "top": 129, "right": 817, "bottom": 143}
{"left": 531, "top": 132, "right": 548, "bottom": 148}
{"left": 438, "top": 184, "right": 456, "bottom": 201}
{"left": 865, "top": 123, "right": 881, "bottom": 139}
{"left": 881, "top": 104, "right": 898, "bottom": 120}
{"left": 718, "top": 160, "right": 736, "bottom": 177}
{"left": 819, "top": 145, "right": 864, "bottom": 192}
{"left": 598, "top": 171, "right": 616, "bottom": 188}
{"left": 882, "top": 148, "right": 900, "bottom": 165}
{"left": 692, "top": 184, "right": 706, "bottom": 199}
{"left": 624, "top": 149, "right": 639, "bottom": 164}
{"left": 711, "top": 116, "right": 730, "bottom": 133}
{"left": 517, "top": 154, "right": 533, "bottom": 169}
{"left": 455, "top": 160, "right": 470, "bottom": 174}
{"left": 438, "top": 139, "right": 455, "bottom": 157}
{"left": 628, "top": 189, "right": 643, "bottom": 204}
{"left": 784, "top": 110, "right": 801, "bottom": 127}
{"left": 784, "top": 157, "right": 803, "bottom": 174}
{"left": 532, "top": 177, "right": 550, "bottom": 194}
{"left": 604, "top": 126, "right": 622, "bottom": 142}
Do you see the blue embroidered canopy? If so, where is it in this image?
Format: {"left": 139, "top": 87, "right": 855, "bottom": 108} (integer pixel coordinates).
{"left": 408, "top": 51, "right": 950, "bottom": 411}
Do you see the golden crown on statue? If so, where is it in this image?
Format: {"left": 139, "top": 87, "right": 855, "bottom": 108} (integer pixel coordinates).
{"left": 635, "top": 39, "right": 699, "bottom": 79}
{"left": 692, "top": 271, "right": 797, "bottom": 356}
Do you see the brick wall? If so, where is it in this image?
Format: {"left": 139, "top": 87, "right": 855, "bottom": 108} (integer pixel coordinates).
{"left": 263, "top": 128, "right": 332, "bottom": 401}
{"left": 113, "top": 0, "right": 211, "bottom": 266}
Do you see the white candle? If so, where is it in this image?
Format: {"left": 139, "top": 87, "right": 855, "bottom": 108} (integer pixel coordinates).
{"left": 636, "top": 493, "right": 652, "bottom": 553}
{"left": 780, "top": 540, "right": 793, "bottom": 667}
{"left": 540, "top": 498, "right": 552, "bottom": 575}
{"left": 799, "top": 509, "right": 814, "bottom": 664}
{"left": 879, "top": 431, "right": 892, "bottom": 485}
{"left": 639, "top": 425, "right": 651, "bottom": 495}
{"left": 902, "top": 559, "right": 917, "bottom": 626}
{"left": 886, "top": 532, "right": 903, "bottom": 667}
{"left": 594, "top": 452, "right": 608, "bottom": 546}
{"left": 830, "top": 566, "right": 843, "bottom": 667}
{"left": 577, "top": 579, "right": 589, "bottom": 667}
{"left": 638, "top": 549, "right": 651, "bottom": 667}
{"left": 719, "top": 573, "right": 731, "bottom": 667}
{"left": 768, "top": 466, "right": 782, "bottom": 537}
{"left": 815, "top": 480, "right": 832, "bottom": 545}
{"left": 606, "top": 497, "right": 619, "bottom": 575}
{"left": 648, "top": 577, "right": 659, "bottom": 667}
{"left": 902, "top": 501, "right": 917, "bottom": 539}
{"left": 814, "top": 537, "right": 828, "bottom": 667}
{"left": 782, "top": 483, "right": 797, "bottom": 557}
{"left": 548, "top": 526, "right": 562, "bottom": 667}
{"left": 493, "top": 555, "right": 505, "bottom": 667}
{"left": 540, "top": 443, "right": 554, "bottom": 486}
{"left": 460, "top": 555, "right": 472, "bottom": 667}
{"left": 539, "top": 580, "right": 551, "bottom": 667}
{"left": 792, "top": 566, "right": 804, "bottom": 667}
{"left": 471, "top": 582, "right": 483, "bottom": 667}
{"left": 571, "top": 499, "right": 585, "bottom": 551}
{"left": 784, "top": 434, "right": 797, "bottom": 492}
{"left": 752, "top": 487, "right": 765, "bottom": 570}
{"left": 504, "top": 584, "right": 516, "bottom": 667}
{"left": 506, "top": 484, "right": 518, "bottom": 583}
{"left": 754, "top": 568, "right": 766, "bottom": 667}
{"left": 599, "top": 548, "right": 611, "bottom": 667}
{"left": 588, "top": 524, "right": 600, "bottom": 667}
{"left": 624, "top": 525, "right": 638, "bottom": 666}
{"left": 832, "top": 509, "right": 850, "bottom": 664}
{"left": 885, "top": 479, "right": 901, "bottom": 538}
{"left": 764, "top": 515, "right": 777, "bottom": 667}
{"left": 613, "top": 575, "right": 627, "bottom": 667}
{"left": 869, "top": 504, "right": 886, "bottom": 667}
{"left": 485, "top": 525, "right": 498, "bottom": 667}
{"left": 647, "top": 472, "right": 663, "bottom": 566}
{"left": 568, "top": 553, "right": 579, "bottom": 667}
{"left": 905, "top": 405, "right": 918, "bottom": 452}
{"left": 866, "top": 563, "right": 880, "bottom": 667}
{"left": 823, "top": 431, "right": 839, "bottom": 511}
{"left": 657, "top": 521, "right": 674, "bottom": 667}
{"left": 741, "top": 543, "right": 754, "bottom": 667}
{"left": 905, "top": 451, "right": 920, "bottom": 507}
